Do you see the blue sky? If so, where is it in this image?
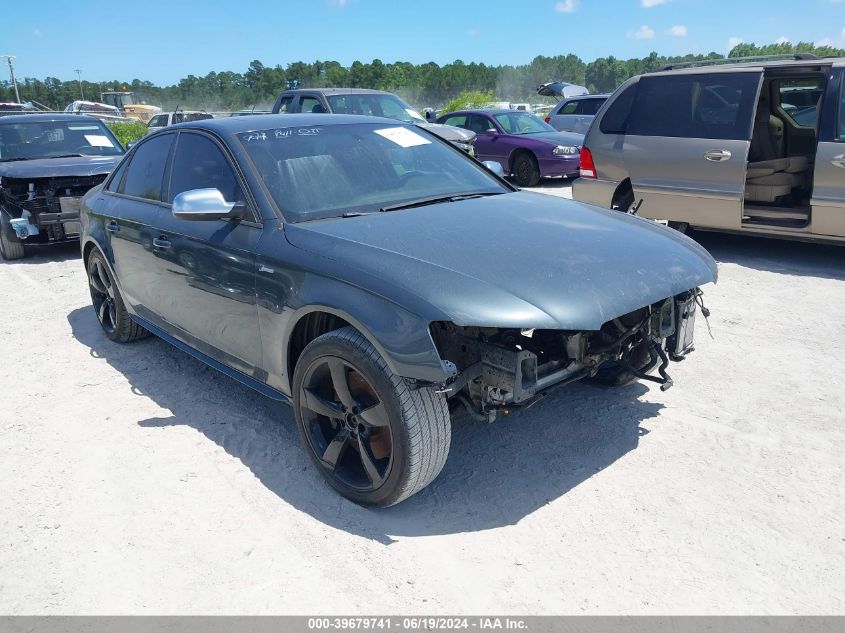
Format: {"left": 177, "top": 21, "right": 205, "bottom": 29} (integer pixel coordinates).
{"left": 3, "top": 0, "right": 844, "bottom": 85}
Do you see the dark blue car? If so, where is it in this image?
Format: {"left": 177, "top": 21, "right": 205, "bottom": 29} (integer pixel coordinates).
{"left": 0, "top": 114, "right": 124, "bottom": 260}
{"left": 79, "top": 114, "right": 716, "bottom": 506}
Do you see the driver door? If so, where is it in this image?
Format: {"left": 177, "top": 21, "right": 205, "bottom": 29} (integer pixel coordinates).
{"left": 623, "top": 69, "right": 763, "bottom": 229}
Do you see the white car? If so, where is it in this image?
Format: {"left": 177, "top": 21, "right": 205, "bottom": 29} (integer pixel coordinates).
{"left": 147, "top": 111, "right": 213, "bottom": 133}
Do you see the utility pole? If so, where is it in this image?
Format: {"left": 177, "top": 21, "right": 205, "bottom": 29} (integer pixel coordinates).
{"left": 75, "top": 68, "right": 84, "bottom": 100}
{"left": 1, "top": 55, "right": 21, "bottom": 103}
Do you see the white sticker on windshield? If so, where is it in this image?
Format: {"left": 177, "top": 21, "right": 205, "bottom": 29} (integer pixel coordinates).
{"left": 374, "top": 127, "right": 430, "bottom": 148}
{"left": 84, "top": 134, "right": 114, "bottom": 147}
{"left": 68, "top": 125, "right": 101, "bottom": 131}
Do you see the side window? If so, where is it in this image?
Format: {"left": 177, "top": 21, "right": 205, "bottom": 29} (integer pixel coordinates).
{"left": 600, "top": 82, "right": 638, "bottom": 134}
{"left": 441, "top": 115, "right": 467, "bottom": 128}
{"left": 839, "top": 79, "right": 845, "bottom": 141}
{"left": 300, "top": 96, "right": 325, "bottom": 114}
{"left": 580, "top": 99, "right": 605, "bottom": 116}
{"left": 106, "top": 158, "right": 129, "bottom": 193}
{"left": 277, "top": 96, "right": 294, "bottom": 113}
{"left": 560, "top": 101, "right": 579, "bottom": 115}
{"left": 148, "top": 115, "right": 167, "bottom": 128}
{"left": 119, "top": 134, "right": 173, "bottom": 201}
{"left": 777, "top": 78, "right": 825, "bottom": 128}
{"left": 627, "top": 72, "right": 760, "bottom": 140}
{"left": 168, "top": 133, "right": 244, "bottom": 206}
{"left": 494, "top": 114, "right": 515, "bottom": 133}
{"left": 467, "top": 114, "right": 494, "bottom": 134}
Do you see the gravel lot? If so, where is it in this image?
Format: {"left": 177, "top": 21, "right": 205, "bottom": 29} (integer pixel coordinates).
{"left": 1, "top": 179, "right": 843, "bottom": 614}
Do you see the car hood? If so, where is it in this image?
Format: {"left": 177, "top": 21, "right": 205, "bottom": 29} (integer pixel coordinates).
{"left": 284, "top": 191, "right": 717, "bottom": 330}
{"left": 520, "top": 131, "right": 584, "bottom": 146}
{"left": 415, "top": 121, "right": 476, "bottom": 143}
{"left": 0, "top": 155, "right": 122, "bottom": 179}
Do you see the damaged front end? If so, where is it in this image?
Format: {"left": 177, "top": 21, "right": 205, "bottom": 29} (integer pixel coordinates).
{"left": 430, "top": 289, "right": 708, "bottom": 421}
{"left": 0, "top": 175, "right": 107, "bottom": 244}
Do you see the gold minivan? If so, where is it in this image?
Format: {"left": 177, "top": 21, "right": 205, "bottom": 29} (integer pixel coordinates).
{"left": 573, "top": 54, "right": 845, "bottom": 244}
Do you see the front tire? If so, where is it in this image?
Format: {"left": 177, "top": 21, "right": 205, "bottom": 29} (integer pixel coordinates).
{"left": 292, "top": 326, "right": 451, "bottom": 507}
{"left": 511, "top": 152, "right": 540, "bottom": 187}
{"left": 86, "top": 249, "right": 150, "bottom": 343}
{"left": 0, "top": 213, "right": 26, "bottom": 261}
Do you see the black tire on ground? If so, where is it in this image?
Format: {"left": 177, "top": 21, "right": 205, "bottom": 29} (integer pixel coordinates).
{"left": 511, "top": 152, "right": 540, "bottom": 187}
{"left": 86, "top": 249, "right": 151, "bottom": 343}
{"left": 292, "top": 326, "right": 451, "bottom": 507}
{"left": 0, "top": 213, "right": 26, "bottom": 261}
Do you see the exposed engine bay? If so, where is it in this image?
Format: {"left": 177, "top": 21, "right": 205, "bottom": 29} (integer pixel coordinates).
{"left": 0, "top": 175, "right": 107, "bottom": 244}
{"left": 431, "top": 289, "right": 708, "bottom": 421}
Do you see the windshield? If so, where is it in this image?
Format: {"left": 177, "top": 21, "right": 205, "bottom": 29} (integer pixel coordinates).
{"left": 493, "top": 112, "right": 555, "bottom": 135}
{"left": 238, "top": 123, "right": 509, "bottom": 222}
{"left": 0, "top": 120, "right": 123, "bottom": 161}
{"left": 326, "top": 94, "right": 425, "bottom": 124}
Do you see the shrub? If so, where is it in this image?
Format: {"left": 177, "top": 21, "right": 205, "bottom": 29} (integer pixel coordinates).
{"left": 441, "top": 90, "right": 495, "bottom": 115}
{"left": 107, "top": 120, "right": 148, "bottom": 147}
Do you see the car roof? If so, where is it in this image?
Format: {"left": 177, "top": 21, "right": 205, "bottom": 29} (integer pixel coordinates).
{"left": 171, "top": 113, "right": 411, "bottom": 134}
{"left": 0, "top": 113, "right": 104, "bottom": 124}
{"left": 282, "top": 88, "right": 393, "bottom": 96}
{"left": 651, "top": 56, "right": 843, "bottom": 75}
{"left": 442, "top": 109, "right": 538, "bottom": 116}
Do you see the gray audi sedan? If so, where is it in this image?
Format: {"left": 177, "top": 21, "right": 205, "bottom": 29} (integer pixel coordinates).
{"left": 79, "top": 114, "right": 716, "bottom": 507}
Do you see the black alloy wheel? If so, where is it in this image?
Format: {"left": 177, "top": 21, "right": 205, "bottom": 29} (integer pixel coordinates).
{"left": 299, "top": 356, "right": 394, "bottom": 492}
{"left": 86, "top": 250, "right": 150, "bottom": 343}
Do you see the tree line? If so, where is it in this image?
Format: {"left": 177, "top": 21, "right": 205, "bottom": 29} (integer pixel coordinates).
{"left": 2, "top": 41, "right": 842, "bottom": 113}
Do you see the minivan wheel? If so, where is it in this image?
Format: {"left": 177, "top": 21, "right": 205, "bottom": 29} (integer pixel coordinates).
{"left": 292, "top": 326, "right": 451, "bottom": 507}
{"left": 86, "top": 250, "right": 150, "bottom": 343}
{"left": 0, "top": 214, "right": 26, "bottom": 261}
{"left": 512, "top": 152, "right": 540, "bottom": 187}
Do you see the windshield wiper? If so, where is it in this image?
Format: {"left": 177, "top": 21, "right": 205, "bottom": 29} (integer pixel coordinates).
{"left": 47, "top": 154, "right": 86, "bottom": 159}
{"left": 0, "top": 157, "right": 29, "bottom": 162}
{"left": 380, "top": 191, "right": 504, "bottom": 213}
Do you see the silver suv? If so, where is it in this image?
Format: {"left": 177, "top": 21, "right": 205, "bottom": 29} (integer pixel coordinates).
{"left": 545, "top": 94, "right": 609, "bottom": 133}
{"left": 573, "top": 54, "right": 845, "bottom": 244}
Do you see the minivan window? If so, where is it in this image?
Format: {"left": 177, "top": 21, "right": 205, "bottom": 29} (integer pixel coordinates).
{"left": 168, "top": 133, "right": 244, "bottom": 205}
{"left": 627, "top": 72, "right": 760, "bottom": 140}
{"left": 579, "top": 98, "right": 605, "bottom": 116}
{"left": 600, "top": 82, "right": 638, "bottom": 134}
{"left": 778, "top": 78, "right": 824, "bottom": 128}
{"left": 120, "top": 134, "right": 173, "bottom": 201}
{"left": 560, "top": 101, "right": 579, "bottom": 115}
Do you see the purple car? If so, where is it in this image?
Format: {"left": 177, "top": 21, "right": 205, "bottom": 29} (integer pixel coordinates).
{"left": 436, "top": 109, "right": 583, "bottom": 187}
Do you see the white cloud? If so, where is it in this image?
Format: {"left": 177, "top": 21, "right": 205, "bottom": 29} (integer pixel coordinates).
{"left": 667, "top": 25, "right": 687, "bottom": 37}
{"left": 774, "top": 36, "right": 790, "bottom": 44}
{"left": 728, "top": 36, "right": 744, "bottom": 50}
{"left": 32, "top": 28, "right": 42, "bottom": 37}
{"left": 327, "top": 0, "right": 348, "bottom": 6}
{"left": 554, "top": 0, "right": 579, "bottom": 12}
{"left": 467, "top": 28, "right": 480, "bottom": 37}
{"left": 815, "top": 37, "right": 834, "bottom": 47}
{"left": 629, "top": 25, "right": 655, "bottom": 40}
{"left": 641, "top": 0, "right": 670, "bottom": 7}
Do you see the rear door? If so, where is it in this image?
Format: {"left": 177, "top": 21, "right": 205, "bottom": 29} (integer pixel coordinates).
{"left": 623, "top": 69, "right": 762, "bottom": 229}
{"left": 811, "top": 65, "right": 845, "bottom": 237}
{"left": 107, "top": 132, "right": 175, "bottom": 327}
{"left": 551, "top": 100, "right": 579, "bottom": 131}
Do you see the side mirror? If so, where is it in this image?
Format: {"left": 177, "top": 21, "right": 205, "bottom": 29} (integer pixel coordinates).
{"left": 485, "top": 128, "right": 498, "bottom": 135}
{"left": 482, "top": 161, "right": 505, "bottom": 177}
{"left": 172, "top": 188, "right": 242, "bottom": 221}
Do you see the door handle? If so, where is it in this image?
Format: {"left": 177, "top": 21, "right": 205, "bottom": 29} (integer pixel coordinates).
{"left": 704, "top": 149, "right": 732, "bottom": 162}
{"left": 832, "top": 155, "right": 845, "bottom": 169}
{"left": 152, "top": 237, "right": 172, "bottom": 249}
{"left": 105, "top": 221, "right": 119, "bottom": 233}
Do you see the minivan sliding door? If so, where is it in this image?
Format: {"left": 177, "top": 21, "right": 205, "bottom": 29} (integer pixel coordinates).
{"left": 623, "top": 69, "right": 763, "bottom": 230}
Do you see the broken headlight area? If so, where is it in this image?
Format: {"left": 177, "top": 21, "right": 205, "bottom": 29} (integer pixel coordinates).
{"left": 430, "top": 289, "right": 707, "bottom": 421}
{"left": 0, "top": 175, "right": 106, "bottom": 243}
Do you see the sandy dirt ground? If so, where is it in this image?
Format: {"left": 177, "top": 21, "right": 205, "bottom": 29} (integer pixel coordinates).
{"left": 1, "top": 179, "right": 843, "bottom": 614}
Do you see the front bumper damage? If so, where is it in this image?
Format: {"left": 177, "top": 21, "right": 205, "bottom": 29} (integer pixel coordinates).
{"left": 430, "top": 289, "right": 707, "bottom": 421}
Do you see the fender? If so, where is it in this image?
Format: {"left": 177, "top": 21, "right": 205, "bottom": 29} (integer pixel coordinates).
{"left": 258, "top": 272, "right": 456, "bottom": 396}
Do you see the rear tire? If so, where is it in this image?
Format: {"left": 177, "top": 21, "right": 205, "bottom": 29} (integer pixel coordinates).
{"left": 292, "top": 326, "right": 451, "bottom": 507}
{"left": 86, "top": 249, "right": 150, "bottom": 343}
{"left": 512, "top": 152, "right": 540, "bottom": 187}
{"left": 0, "top": 213, "right": 26, "bottom": 261}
